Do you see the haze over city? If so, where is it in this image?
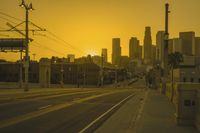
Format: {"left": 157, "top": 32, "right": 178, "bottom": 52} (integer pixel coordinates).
{"left": 1, "top": 1, "right": 200, "bottom": 133}
{"left": 0, "top": 0, "right": 200, "bottom": 61}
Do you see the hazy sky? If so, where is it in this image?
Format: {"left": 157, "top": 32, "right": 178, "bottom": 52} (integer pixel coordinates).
{"left": 0, "top": 0, "right": 200, "bottom": 62}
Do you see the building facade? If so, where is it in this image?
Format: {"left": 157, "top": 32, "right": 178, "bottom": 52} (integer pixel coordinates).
{"left": 179, "top": 32, "right": 195, "bottom": 56}
{"left": 144, "top": 27, "right": 152, "bottom": 64}
{"left": 112, "top": 38, "right": 121, "bottom": 65}
{"left": 129, "top": 37, "right": 139, "bottom": 60}
{"left": 102, "top": 48, "right": 108, "bottom": 63}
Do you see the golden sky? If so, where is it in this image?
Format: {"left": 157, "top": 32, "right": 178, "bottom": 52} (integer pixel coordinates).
{"left": 0, "top": 0, "right": 200, "bottom": 62}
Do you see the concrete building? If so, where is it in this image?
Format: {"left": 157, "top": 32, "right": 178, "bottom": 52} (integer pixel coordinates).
{"left": 67, "top": 54, "right": 75, "bottom": 63}
{"left": 179, "top": 32, "right": 195, "bottom": 56}
{"left": 156, "top": 31, "right": 165, "bottom": 65}
{"left": 173, "top": 38, "right": 182, "bottom": 53}
{"left": 129, "top": 37, "right": 139, "bottom": 60}
{"left": 144, "top": 27, "right": 152, "bottom": 64}
{"left": 194, "top": 37, "right": 200, "bottom": 57}
{"left": 102, "top": 48, "right": 108, "bottom": 63}
{"left": 112, "top": 38, "right": 121, "bottom": 65}
{"left": 173, "top": 55, "right": 200, "bottom": 83}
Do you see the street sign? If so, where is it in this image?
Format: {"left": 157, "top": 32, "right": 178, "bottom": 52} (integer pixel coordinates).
{"left": 0, "top": 38, "right": 25, "bottom": 51}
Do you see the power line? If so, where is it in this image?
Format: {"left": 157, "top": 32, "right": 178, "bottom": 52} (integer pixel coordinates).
{"left": 0, "top": 11, "right": 23, "bottom": 22}
{"left": 0, "top": 16, "right": 19, "bottom": 25}
{"left": 32, "top": 41, "right": 66, "bottom": 56}
{"left": 46, "top": 30, "right": 87, "bottom": 55}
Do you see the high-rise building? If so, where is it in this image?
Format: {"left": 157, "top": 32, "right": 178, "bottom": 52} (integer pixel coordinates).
{"left": 129, "top": 37, "right": 139, "bottom": 60}
{"left": 156, "top": 31, "right": 165, "bottom": 63}
{"left": 179, "top": 32, "right": 195, "bottom": 55}
{"left": 67, "top": 54, "right": 75, "bottom": 63}
{"left": 144, "top": 26, "right": 152, "bottom": 63}
{"left": 138, "top": 45, "right": 142, "bottom": 60}
{"left": 194, "top": 37, "right": 200, "bottom": 57}
{"left": 112, "top": 38, "right": 121, "bottom": 65}
{"left": 151, "top": 45, "right": 156, "bottom": 64}
{"left": 101, "top": 48, "right": 108, "bottom": 63}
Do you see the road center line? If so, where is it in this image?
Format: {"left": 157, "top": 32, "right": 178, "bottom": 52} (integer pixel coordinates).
{"left": 78, "top": 93, "right": 135, "bottom": 133}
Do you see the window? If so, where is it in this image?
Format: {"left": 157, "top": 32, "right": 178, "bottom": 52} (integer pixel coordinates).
{"left": 190, "top": 78, "right": 194, "bottom": 83}
{"left": 198, "top": 78, "right": 200, "bottom": 83}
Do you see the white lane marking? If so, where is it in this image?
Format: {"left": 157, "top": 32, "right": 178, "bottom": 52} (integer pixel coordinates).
{"left": 78, "top": 93, "right": 135, "bottom": 133}
{"left": 38, "top": 105, "right": 52, "bottom": 110}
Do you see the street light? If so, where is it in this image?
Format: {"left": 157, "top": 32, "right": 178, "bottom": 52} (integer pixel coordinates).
{"left": 19, "top": 0, "right": 34, "bottom": 91}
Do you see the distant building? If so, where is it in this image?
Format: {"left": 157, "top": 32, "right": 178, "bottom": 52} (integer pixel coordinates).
{"left": 151, "top": 45, "right": 156, "bottom": 64}
{"left": 67, "top": 54, "right": 75, "bottom": 63}
{"left": 118, "top": 56, "right": 130, "bottom": 68}
{"left": 172, "top": 38, "right": 182, "bottom": 53}
{"left": 194, "top": 37, "right": 200, "bottom": 57}
{"left": 92, "top": 55, "right": 102, "bottom": 65}
{"left": 101, "top": 48, "right": 108, "bottom": 63}
{"left": 112, "top": 38, "right": 121, "bottom": 65}
{"left": 144, "top": 27, "right": 152, "bottom": 64}
{"left": 129, "top": 37, "right": 139, "bottom": 60}
{"left": 179, "top": 32, "right": 195, "bottom": 56}
{"left": 156, "top": 31, "right": 165, "bottom": 65}
{"left": 138, "top": 45, "right": 142, "bottom": 60}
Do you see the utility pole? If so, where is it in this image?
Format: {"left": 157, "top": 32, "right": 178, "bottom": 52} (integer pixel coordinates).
{"left": 19, "top": 0, "right": 34, "bottom": 91}
{"left": 162, "top": 3, "right": 170, "bottom": 94}
{"left": 19, "top": 51, "right": 23, "bottom": 88}
{"left": 101, "top": 53, "right": 104, "bottom": 87}
{"left": 60, "top": 59, "right": 64, "bottom": 88}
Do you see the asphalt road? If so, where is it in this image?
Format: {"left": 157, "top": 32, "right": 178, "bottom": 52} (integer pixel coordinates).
{"left": 0, "top": 88, "right": 139, "bottom": 133}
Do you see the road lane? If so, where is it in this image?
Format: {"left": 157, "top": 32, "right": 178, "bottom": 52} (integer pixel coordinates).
{"left": 0, "top": 89, "right": 138, "bottom": 133}
{"left": 0, "top": 89, "right": 110, "bottom": 122}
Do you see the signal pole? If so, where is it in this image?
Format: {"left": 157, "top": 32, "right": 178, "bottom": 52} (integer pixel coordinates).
{"left": 19, "top": 0, "right": 34, "bottom": 91}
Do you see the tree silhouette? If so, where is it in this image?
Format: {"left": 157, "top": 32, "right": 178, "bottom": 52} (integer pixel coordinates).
{"left": 168, "top": 52, "right": 183, "bottom": 101}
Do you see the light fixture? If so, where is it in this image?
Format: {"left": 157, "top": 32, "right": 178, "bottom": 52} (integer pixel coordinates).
{"left": 19, "top": 0, "right": 25, "bottom": 7}
{"left": 29, "top": 3, "right": 34, "bottom": 10}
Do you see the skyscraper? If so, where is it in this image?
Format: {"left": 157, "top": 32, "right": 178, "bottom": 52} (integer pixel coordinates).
{"left": 151, "top": 45, "right": 156, "bottom": 63}
{"left": 179, "top": 32, "right": 195, "bottom": 55}
{"left": 144, "top": 26, "right": 152, "bottom": 63}
{"left": 156, "top": 31, "right": 165, "bottom": 63}
{"left": 112, "top": 38, "right": 121, "bottom": 65}
{"left": 129, "top": 37, "right": 139, "bottom": 60}
{"left": 101, "top": 48, "right": 108, "bottom": 63}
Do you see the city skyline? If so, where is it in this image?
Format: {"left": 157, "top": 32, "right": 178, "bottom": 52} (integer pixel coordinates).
{"left": 0, "top": 0, "right": 200, "bottom": 62}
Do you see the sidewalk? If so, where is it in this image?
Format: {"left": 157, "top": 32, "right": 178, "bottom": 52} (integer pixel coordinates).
{"left": 95, "top": 90, "right": 199, "bottom": 133}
